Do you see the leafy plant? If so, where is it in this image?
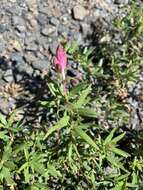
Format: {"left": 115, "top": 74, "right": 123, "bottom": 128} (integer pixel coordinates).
{"left": 0, "top": 1, "right": 143, "bottom": 189}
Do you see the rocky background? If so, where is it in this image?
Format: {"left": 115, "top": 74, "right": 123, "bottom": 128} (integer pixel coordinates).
{"left": 0, "top": 0, "right": 142, "bottom": 129}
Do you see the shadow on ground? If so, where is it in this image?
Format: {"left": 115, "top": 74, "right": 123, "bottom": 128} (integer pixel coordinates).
{"left": 0, "top": 56, "right": 52, "bottom": 126}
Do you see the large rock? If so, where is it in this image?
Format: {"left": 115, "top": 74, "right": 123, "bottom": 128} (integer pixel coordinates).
{"left": 72, "top": 5, "right": 89, "bottom": 21}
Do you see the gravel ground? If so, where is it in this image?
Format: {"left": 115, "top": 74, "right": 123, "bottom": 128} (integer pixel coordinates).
{"left": 0, "top": 0, "right": 142, "bottom": 129}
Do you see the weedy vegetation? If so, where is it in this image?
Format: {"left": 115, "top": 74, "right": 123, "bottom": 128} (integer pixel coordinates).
{"left": 0, "top": 2, "right": 143, "bottom": 190}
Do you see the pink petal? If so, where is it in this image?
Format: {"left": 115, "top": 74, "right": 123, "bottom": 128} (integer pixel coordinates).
{"left": 53, "top": 45, "right": 67, "bottom": 78}
{"left": 53, "top": 57, "right": 61, "bottom": 72}
{"left": 56, "top": 45, "right": 67, "bottom": 70}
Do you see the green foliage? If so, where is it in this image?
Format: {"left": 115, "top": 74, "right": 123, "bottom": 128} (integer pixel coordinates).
{"left": 0, "top": 2, "right": 143, "bottom": 190}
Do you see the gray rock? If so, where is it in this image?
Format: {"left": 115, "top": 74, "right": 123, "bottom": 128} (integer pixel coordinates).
{"left": 8, "top": 97, "right": 16, "bottom": 111}
{"left": 0, "top": 78, "right": 6, "bottom": 87}
{"left": 0, "top": 43, "right": 6, "bottom": 53}
{"left": 50, "top": 18, "right": 60, "bottom": 26}
{"left": 47, "top": 37, "right": 53, "bottom": 43}
{"left": 130, "top": 109, "right": 140, "bottom": 130}
{"left": 72, "top": 5, "right": 89, "bottom": 20}
{"left": 106, "top": 0, "right": 114, "bottom": 3}
{"left": 49, "top": 41, "right": 59, "bottom": 55}
{"left": 15, "top": 25, "right": 26, "bottom": 33}
{"left": 26, "top": 0, "right": 38, "bottom": 14}
{"left": 80, "top": 23, "right": 91, "bottom": 36}
{"left": 41, "top": 25, "right": 57, "bottom": 36}
{"left": 11, "top": 55, "right": 29, "bottom": 74}
{"left": 36, "top": 36, "right": 49, "bottom": 48}
{"left": 42, "top": 43, "right": 49, "bottom": 50}
{"left": 38, "top": 5, "right": 50, "bottom": 15}
{"left": 12, "top": 16, "right": 24, "bottom": 26}
{"left": 61, "top": 15, "right": 69, "bottom": 25}
{"left": 36, "top": 14, "right": 48, "bottom": 25}
{"left": 3, "top": 69, "right": 13, "bottom": 82}
{"left": 26, "top": 16, "right": 38, "bottom": 30}
{"left": 25, "top": 43, "right": 38, "bottom": 52}
{"left": 31, "top": 59, "right": 50, "bottom": 71}
{"left": 0, "top": 24, "right": 7, "bottom": 33}
{"left": 0, "top": 97, "right": 10, "bottom": 115}
{"left": 24, "top": 35, "right": 36, "bottom": 44}
{"left": 23, "top": 52, "right": 37, "bottom": 64}
{"left": 18, "top": 1, "right": 27, "bottom": 9}
{"left": 57, "top": 25, "right": 68, "bottom": 35}
{"left": 115, "top": 0, "right": 128, "bottom": 4}
{"left": 6, "top": 5, "right": 22, "bottom": 15}
{"left": 10, "top": 52, "right": 24, "bottom": 63}
{"left": 15, "top": 30, "right": 26, "bottom": 39}
{"left": 0, "top": 70, "right": 4, "bottom": 80}
{"left": 93, "top": 9, "right": 106, "bottom": 19}
{"left": 73, "top": 33, "right": 83, "bottom": 43}
{"left": 19, "top": 64, "right": 33, "bottom": 74}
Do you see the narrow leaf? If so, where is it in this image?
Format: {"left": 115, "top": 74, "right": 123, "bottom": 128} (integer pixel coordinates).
{"left": 74, "top": 126, "right": 99, "bottom": 150}
{"left": 0, "top": 113, "right": 7, "bottom": 126}
{"left": 112, "top": 147, "right": 130, "bottom": 158}
{"left": 69, "top": 83, "right": 87, "bottom": 97}
{"left": 2, "top": 167, "right": 15, "bottom": 185}
{"left": 104, "top": 128, "right": 117, "bottom": 145}
{"left": 34, "top": 183, "right": 51, "bottom": 190}
{"left": 78, "top": 108, "right": 97, "bottom": 118}
{"left": 44, "top": 115, "right": 69, "bottom": 139}
{"left": 74, "top": 85, "right": 91, "bottom": 109}
{"left": 47, "top": 164, "right": 62, "bottom": 178}
{"left": 111, "top": 132, "right": 126, "bottom": 144}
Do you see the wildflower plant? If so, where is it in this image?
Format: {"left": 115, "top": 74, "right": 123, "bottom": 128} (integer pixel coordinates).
{"left": 53, "top": 45, "right": 67, "bottom": 81}
{"left": 53, "top": 45, "right": 68, "bottom": 97}
{"left": 0, "top": 2, "right": 143, "bottom": 190}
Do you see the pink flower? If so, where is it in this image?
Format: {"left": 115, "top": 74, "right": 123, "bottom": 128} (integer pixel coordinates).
{"left": 53, "top": 45, "right": 67, "bottom": 80}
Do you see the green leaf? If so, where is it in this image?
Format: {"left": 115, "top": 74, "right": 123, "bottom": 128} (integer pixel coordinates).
{"left": 75, "top": 124, "right": 91, "bottom": 130}
{"left": 69, "top": 83, "right": 87, "bottom": 97}
{"left": 0, "top": 131, "right": 9, "bottom": 141}
{"left": 116, "top": 173, "right": 130, "bottom": 181}
{"left": 111, "top": 181, "right": 127, "bottom": 190}
{"left": 74, "top": 85, "right": 91, "bottom": 109}
{"left": 106, "top": 154, "right": 127, "bottom": 172}
{"left": 32, "top": 162, "right": 45, "bottom": 176}
{"left": 18, "top": 162, "right": 29, "bottom": 172}
{"left": 111, "top": 132, "right": 126, "bottom": 144}
{"left": 24, "top": 167, "right": 31, "bottom": 183}
{"left": 7, "top": 109, "right": 18, "bottom": 127}
{"left": 78, "top": 108, "right": 97, "bottom": 118}
{"left": 2, "top": 145, "right": 12, "bottom": 162}
{"left": 104, "top": 128, "right": 117, "bottom": 145}
{"left": 44, "top": 115, "right": 69, "bottom": 139}
{"left": 0, "top": 113, "right": 7, "bottom": 126}
{"left": 68, "top": 143, "right": 73, "bottom": 163}
{"left": 33, "top": 183, "right": 51, "bottom": 190}
{"left": 47, "top": 78, "right": 61, "bottom": 97}
{"left": 2, "top": 167, "right": 15, "bottom": 185}
{"left": 126, "top": 183, "right": 138, "bottom": 188}
{"left": 74, "top": 126, "right": 99, "bottom": 150}
{"left": 24, "top": 148, "right": 29, "bottom": 160}
{"left": 0, "top": 185, "right": 4, "bottom": 190}
{"left": 112, "top": 147, "right": 130, "bottom": 158}
{"left": 4, "top": 161, "right": 16, "bottom": 170}
{"left": 14, "top": 142, "right": 33, "bottom": 154}
{"left": 47, "top": 164, "right": 62, "bottom": 178}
